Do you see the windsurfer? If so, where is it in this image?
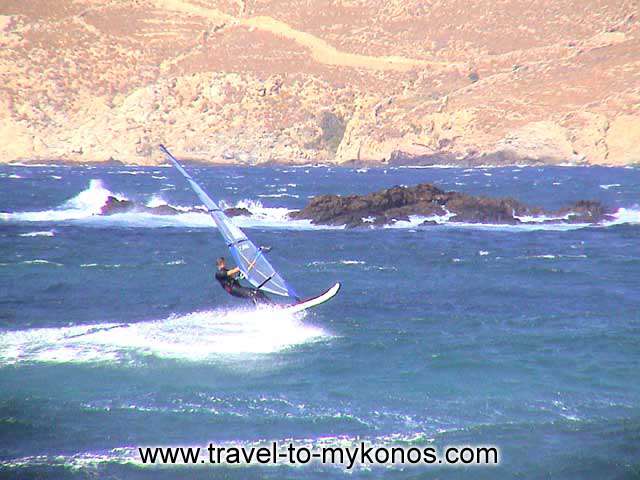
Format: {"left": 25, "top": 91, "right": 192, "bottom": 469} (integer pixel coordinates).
{"left": 215, "top": 256, "right": 271, "bottom": 304}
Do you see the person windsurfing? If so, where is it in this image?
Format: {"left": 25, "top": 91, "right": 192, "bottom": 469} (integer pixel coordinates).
{"left": 214, "top": 256, "right": 271, "bottom": 304}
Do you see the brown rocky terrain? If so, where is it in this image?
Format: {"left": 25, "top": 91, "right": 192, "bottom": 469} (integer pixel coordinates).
{"left": 289, "top": 183, "right": 611, "bottom": 227}
{"left": 1, "top": 0, "right": 639, "bottom": 166}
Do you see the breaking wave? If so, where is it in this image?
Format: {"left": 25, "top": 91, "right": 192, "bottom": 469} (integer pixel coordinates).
{"left": 0, "top": 180, "right": 321, "bottom": 230}
{"left": 1, "top": 179, "right": 639, "bottom": 232}
{"left": 0, "top": 306, "right": 329, "bottom": 366}
{"left": 18, "top": 229, "right": 55, "bottom": 237}
{"left": 381, "top": 209, "right": 640, "bottom": 231}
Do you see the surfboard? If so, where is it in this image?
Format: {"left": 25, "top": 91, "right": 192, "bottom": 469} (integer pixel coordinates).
{"left": 159, "top": 144, "right": 340, "bottom": 310}
{"left": 283, "top": 282, "right": 341, "bottom": 314}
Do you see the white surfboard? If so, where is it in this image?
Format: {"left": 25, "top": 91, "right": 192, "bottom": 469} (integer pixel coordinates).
{"left": 283, "top": 282, "right": 341, "bottom": 314}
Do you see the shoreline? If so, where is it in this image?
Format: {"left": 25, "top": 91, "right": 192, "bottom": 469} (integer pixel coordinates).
{"left": 3, "top": 160, "right": 638, "bottom": 169}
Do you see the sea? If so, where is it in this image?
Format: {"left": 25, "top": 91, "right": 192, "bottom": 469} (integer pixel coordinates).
{"left": 0, "top": 164, "right": 639, "bottom": 479}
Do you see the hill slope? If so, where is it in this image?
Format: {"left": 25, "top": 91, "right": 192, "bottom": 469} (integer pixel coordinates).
{"left": 1, "top": 0, "right": 639, "bottom": 165}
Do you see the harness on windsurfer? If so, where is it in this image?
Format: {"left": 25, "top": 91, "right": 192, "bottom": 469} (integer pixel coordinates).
{"left": 214, "top": 256, "right": 271, "bottom": 304}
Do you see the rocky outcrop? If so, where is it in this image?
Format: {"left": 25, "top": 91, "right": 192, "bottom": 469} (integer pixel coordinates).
{"left": 1, "top": 1, "right": 639, "bottom": 166}
{"left": 99, "top": 196, "right": 251, "bottom": 217}
{"left": 221, "top": 207, "right": 252, "bottom": 217}
{"left": 289, "top": 184, "right": 611, "bottom": 228}
{"left": 100, "top": 197, "right": 175, "bottom": 216}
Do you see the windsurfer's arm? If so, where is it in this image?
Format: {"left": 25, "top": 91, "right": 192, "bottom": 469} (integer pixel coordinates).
{"left": 227, "top": 267, "right": 241, "bottom": 276}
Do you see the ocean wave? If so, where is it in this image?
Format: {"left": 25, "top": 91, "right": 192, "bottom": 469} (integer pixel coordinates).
{"left": 79, "top": 263, "right": 122, "bottom": 268}
{"left": 19, "top": 230, "right": 55, "bottom": 237}
{"left": 20, "top": 259, "right": 63, "bottom": 266}
{"left": 513, "top": 212, "right": 572, "bottom": 223}
{"left": 0, "top": 306, "right": 329, "bottom": 366}
{"left": 116, "top": 170, "right": 147, "bottom": 175}
{"left": 0, "top": 180, "right": 322, "bottom": 230}
{"left": 0, "top": 431, "right": 438, "bottom": 471}
{"left": 517, "top": 254, "right": 588, "bottom": 260}
{"left": 78, "top": 394, "right": 372, "bottom": 428}
{"left": 2, "top": 423, "right": 507, "bottom": 473}
{"left": 164, "top": 259, "right": 185, "bottom": 266}
{"left": 608, "top": 207, "right": 640, "bottom": 226}
{"left": 2, "top": 180, "right": 639, "bottom": 232}
{"left": 308, "top": 260, "right": 366, "bottom": 266}
{"left": 257, "top": 193, "right": 300, "bottom": 198}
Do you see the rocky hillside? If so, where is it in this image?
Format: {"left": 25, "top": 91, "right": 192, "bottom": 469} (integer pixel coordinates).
{"left": 1, "top": 0, "right": 639, "bottom": 166}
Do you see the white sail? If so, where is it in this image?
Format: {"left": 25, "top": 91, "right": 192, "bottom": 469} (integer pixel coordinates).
{"left": 159, "top": 145, "right": 298, "bottom": 298}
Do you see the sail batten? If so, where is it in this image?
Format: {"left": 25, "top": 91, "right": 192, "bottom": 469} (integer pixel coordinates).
{"left": 159, "top": 145, "right": 297, "bottom": 299}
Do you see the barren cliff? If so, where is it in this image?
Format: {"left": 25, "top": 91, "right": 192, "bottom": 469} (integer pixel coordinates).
{"left": 1, "top": 0, "right": 639, "bottom": 165}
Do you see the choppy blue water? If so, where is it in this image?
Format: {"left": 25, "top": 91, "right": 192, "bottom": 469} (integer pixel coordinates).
{"left": 1, "top": 164, "right": 639, "bottom": 479}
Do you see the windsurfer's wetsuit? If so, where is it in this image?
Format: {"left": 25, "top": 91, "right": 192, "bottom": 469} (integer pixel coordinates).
{"left": 215, "top": 267, "right": 270, "bottom": 304}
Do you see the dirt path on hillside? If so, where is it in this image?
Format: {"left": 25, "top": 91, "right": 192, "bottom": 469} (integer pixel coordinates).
{"left": 153, "top": 0, "right": 461, "bottom": 72}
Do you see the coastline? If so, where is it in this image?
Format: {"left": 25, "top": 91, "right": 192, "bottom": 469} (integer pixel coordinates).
{"left": 3, "top": 157, "right": 638, "bottom": 169}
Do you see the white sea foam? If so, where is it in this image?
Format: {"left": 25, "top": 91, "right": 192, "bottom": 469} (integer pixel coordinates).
{"left": 19, "top": 230, "right": 55, "bottom": 237}
{"left": 165, "top": 259, "right": 185, "bottom": 265}
{"left": 383, "top": 211, "right": 456, "bottom": 228}
{"left": 2, "top": 180, "right": 639, "bottom": 232}
{"left": 145, "top": 194, "right": 169, "bottom": 209}
{"left": 0, "top": 181, "right": 323, "bottom": 230}
{"left": 513, "top": 212, "right": 572, "bottom": 223}
{"left": 0, "top": 306, "right": 329, "bottom": 366}
{"left": 0, "top": 259, "right": 59, "bottom": 268}
{"left": 79, "top": 263, "right": 121, "bottom": 268}
{"left": 0, "top": 431, "right": 442, "bottom": 471}
{"left": 308, "top": 260, "right": 364, "bottom": 266}
{"left": 517, "top": 254, "right": 587, "bottom": 260}
{"left": 607, "top": 207, "right": 640, "bottom": 226}
{"left": 395, "top": 164, "right": 458, "bottom": 169}
{"left": 4, "top": 179, "right": 120, "bottom": 222}
{"left": 257, "top": 193, "right": 300, "bottom": 198}
{"left": 599, "top": 183, "right": 621, "bottom": 190}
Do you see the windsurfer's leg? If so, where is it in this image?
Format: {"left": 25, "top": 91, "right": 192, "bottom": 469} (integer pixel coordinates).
{"left": 251, "top": 289, "right": 273, "bottom": 305}
{"left": 229, "top": 285, "right": 256, "bottom": 299}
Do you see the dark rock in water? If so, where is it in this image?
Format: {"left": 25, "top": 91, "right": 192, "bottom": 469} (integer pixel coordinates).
{"left": 100, "top": 196, "right": 181, "bottom": 215}
{"left": 100, "top": 196, "right": 136, "bottom": 215}
{"left": 420, "top": 220, "right": 440, "bottom": 226}
{"left": 290, "top": 183, "right": 610, "bottom": 228}
{"left": 224, "top": 207, "right": 251, "bottom": 217}
{"left": 444, "top": 194, "right": 526, "bottom": 224}
{"left": 556, "top": 200, "right": 607, "bottom": 223}
{"left": 147, "top": 204, "right": 180, "bottom": 216}
{"left": 99, "top": 195, "right": 254, "bottom": 218}
{"left": 290, "top": 184, "right": 448, "bottom": 228}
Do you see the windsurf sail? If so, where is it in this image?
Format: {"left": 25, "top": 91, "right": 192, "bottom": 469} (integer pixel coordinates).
{"left": 159, "top": 145, "right": 298, "bottom": 299}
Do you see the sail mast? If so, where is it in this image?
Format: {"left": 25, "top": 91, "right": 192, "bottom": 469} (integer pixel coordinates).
{"left": 159, "top": 145, "right": 298, "bottom": 299}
